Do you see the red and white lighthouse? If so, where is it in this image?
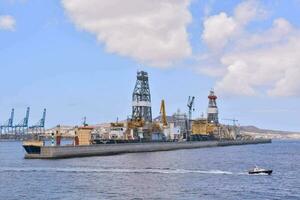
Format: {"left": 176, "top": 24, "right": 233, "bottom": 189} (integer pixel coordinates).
{"left": 207, "top": 90, "right": 219, "bottom": 124}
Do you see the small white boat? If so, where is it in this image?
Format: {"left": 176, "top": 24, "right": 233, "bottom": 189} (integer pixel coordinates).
{"left": 248, "top": 166, "right": 272, "bottom": 175}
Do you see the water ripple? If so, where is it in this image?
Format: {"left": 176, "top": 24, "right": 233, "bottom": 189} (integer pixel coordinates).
{"left": 0, "top": 167, "right": 245, "bottom": 175}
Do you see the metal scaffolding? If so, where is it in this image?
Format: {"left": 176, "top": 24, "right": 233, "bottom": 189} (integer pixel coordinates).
{"left": 132, "top": 71, "right": 152, "bottom": 123}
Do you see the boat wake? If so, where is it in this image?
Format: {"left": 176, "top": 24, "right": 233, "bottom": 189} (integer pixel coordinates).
{"left": 0, "top": 167, "right": 247, "bottom": 175}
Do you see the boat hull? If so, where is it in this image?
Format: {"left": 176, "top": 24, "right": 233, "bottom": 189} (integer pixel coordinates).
{"left": 248, "top": 170, "right": 272, "bottom": 175}
{"left": 23, "top": 145, "right": 41, "bottom": 154}
{"left": 22, "top": 140, "right": 43, "bottom": 154}
{"left": 23, "top": 139, "right": 272, "bottom": 159}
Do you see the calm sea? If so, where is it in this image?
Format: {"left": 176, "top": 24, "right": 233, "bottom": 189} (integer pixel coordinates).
{"left": 0, "top": 140, "right": 299, "bottom": 200}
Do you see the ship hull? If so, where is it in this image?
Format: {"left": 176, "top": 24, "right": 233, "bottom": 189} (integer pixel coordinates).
{"left": 23, "top": 145, "right": 41, "bottom": 154}
{"left": 248, "top": 170, "right": 272, "bottom": 175}
{"left": 23, "top": 139, "right": 272, "bottom": 159}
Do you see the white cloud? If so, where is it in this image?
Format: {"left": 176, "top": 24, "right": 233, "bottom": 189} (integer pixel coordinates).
{"left": 233, "top": 0, "right": 266, "bottom": 25}
{"left": 202, "top": 12, "right": 238, "bottom": 51}
{"left": 62, "top": 0, "right": 192, "bottom": 67}
{"left": 61, "top": 0, "right": 300, "bottom": 97}
{"left": 200, "top": 1, "right": 300, "bottom": 97}
{"left": 216, "top": 20, "right": 300, "bottom": 97}
{"left": 215, "top": 60, "right": 256, "bottom": 96}
{"left": 0, "top": 15, "right": 16, "bottom": 31}
{"left": 201, "top": 0, "right": 264, "bottom": 52}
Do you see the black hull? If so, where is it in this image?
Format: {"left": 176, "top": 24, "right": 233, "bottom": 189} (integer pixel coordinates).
{"left": 249, "top": 170, "right": 272, "bottom": 175}
{"left": 23, "top": 145, "right": 41, "bottom": 154}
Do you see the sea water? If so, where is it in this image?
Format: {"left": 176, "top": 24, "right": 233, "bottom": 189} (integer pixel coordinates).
{"left": 0, "top": 140, "right": 299, "bottom": 199}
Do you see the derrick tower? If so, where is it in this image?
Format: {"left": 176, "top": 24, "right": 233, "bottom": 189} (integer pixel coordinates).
{"left": 207, "top": 90, "right": 219, "bottom": 124}
{"left": 132, "top": 71, "right": 152, "bottom": 123}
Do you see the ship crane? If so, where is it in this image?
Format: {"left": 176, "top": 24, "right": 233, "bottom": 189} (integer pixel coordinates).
{"left": 0, "top": 108, "right": 14, "bottom": 134}
{"left": 187, "top": 96, "right": 195, "bottom": 140}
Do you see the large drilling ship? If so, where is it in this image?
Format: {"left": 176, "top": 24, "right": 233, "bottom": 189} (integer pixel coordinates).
{"left": 23, "top": 71, "right": 271, "bottom": 159}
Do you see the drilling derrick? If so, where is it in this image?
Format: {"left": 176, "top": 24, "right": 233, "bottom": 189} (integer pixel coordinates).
{"left": 207, "top": 90, "right": 219, "bottom": 124}
{"left": 132, "top": 71, "right": 152, "bottom": 123}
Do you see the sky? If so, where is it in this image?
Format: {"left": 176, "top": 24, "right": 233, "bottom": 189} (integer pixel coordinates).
{"left": 0, "top": 0, "right": 299, "bottom": 131}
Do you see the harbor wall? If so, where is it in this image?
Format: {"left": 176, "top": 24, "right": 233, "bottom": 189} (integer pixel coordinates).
{"left": 25, "top": 139, "right": 271, "bottom": 159}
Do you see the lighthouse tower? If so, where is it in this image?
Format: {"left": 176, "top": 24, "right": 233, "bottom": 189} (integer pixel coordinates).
{"left": 207, "top": 90, "right": 219, "bottom": 124}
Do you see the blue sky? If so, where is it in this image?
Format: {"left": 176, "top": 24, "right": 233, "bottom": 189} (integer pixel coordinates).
{"left": 0, "top": 0, "right": 299, "bottom": 131}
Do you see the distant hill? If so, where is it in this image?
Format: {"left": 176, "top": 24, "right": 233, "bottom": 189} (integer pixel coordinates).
{"left": 240, "top": 125, "right": 300, "bottom": 135}
{"left": 239, "top": 125, "right": 300, "bottom": 140}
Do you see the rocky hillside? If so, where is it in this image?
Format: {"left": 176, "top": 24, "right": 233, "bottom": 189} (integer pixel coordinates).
{"left": 240, "top": 126, "right": 300, "bottom": 140}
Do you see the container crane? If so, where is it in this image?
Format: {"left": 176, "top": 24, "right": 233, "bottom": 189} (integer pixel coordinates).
{"left": 0, "top": 108, "right": 14, "bottom": 134}
{"left": 14, "top": 107, "right": 30, "bottom": 134}
{"left": 29, "top": 108, "right": 46, "bottom": 135}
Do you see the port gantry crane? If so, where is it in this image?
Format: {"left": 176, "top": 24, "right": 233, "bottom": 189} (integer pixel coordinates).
{"left": 29, "top": 108, "right": 46, "bottom": 136}
{"left": 187, "top": 96, "right": 195, "bottom": 141}
{"left": 14, "top": 107, "right": 30, "bottom": 135}
{"left": 0, "top": 108, "right": 14, "bottom": 134}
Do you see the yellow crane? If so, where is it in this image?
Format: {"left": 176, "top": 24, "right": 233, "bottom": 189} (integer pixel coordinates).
{"left": 127, "top": 118, "right": 144, "bottom": 129}
{"left": 160, "top": 99, "right": 168, "bottom": 127}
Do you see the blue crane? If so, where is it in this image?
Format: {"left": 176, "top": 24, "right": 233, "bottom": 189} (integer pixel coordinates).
{"left": 29, "top": 108, "right": 46, "bottom": 135}
{"left": 0, "top": 108, "right": 14, "bottom": 134}
{"left": 14, "top": 107, "right": 30, "bottom": 135}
